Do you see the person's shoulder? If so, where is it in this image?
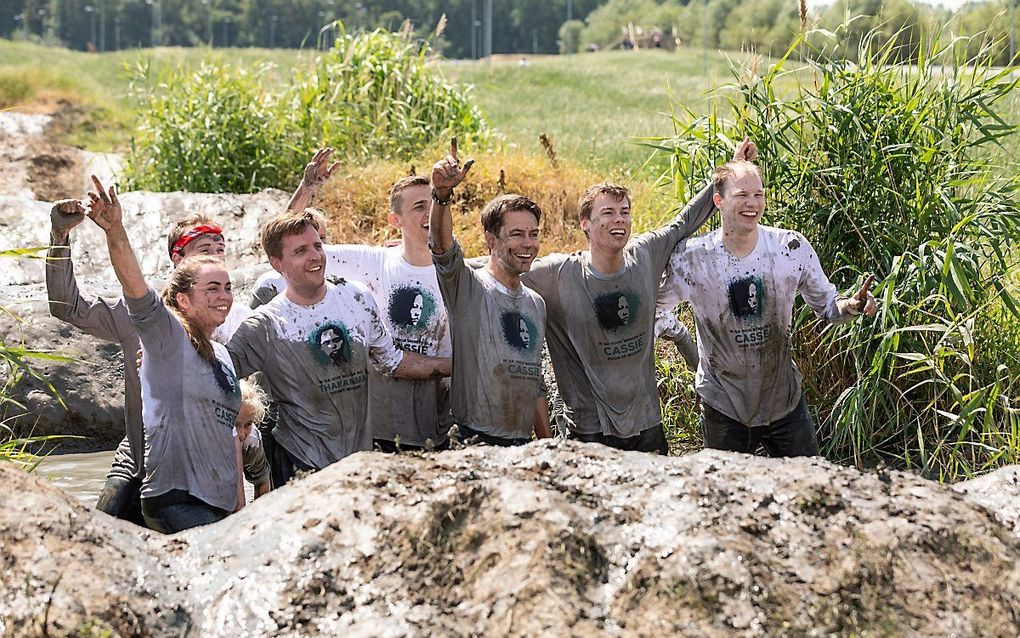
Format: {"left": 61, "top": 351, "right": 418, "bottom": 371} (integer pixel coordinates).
{"left": 253, "top": 269, "right": 283, "bottom": 287}
{"left": 760, "top": 226, "right": 810, "bottom": 250}
{"left": 675, "top": 229, "right": 720, "bottom": 257}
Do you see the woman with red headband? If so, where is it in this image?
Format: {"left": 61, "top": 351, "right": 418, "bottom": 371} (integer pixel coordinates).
{"left": 86, "top": 175, "right": 244, "bottom": 533}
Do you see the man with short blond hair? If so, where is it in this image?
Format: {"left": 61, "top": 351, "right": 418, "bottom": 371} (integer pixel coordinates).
{"left": 228, "top": 210, "right": 451, "bottom": 485}
{"left": 659, "top": 159, "right": 876, "bottom": 456}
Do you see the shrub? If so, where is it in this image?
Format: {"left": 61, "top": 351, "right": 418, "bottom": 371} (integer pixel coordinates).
{"left": 0, "top": 70, "right": 33, "bottom": 108}
{"left": 653, "top": 25, "right": 1020, "bottom": 480}
{"left": 124, "top": 23, "right": 489, "bottom": 194}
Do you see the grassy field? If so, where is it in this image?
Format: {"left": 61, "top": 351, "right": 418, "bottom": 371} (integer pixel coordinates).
{"left": 0, "top": 39, "right": 748, "bottom": 175}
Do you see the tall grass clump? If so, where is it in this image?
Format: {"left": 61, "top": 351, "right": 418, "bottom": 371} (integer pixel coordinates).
{"left": 124, "top": 61, "right": 290, "bottom": 193}
{"left": 124, "top": 22, "right": 488, "bottom": 193}
{"left": 652, "top": 25, "right": 1020, "bottom": 480}
{"left": 286, "top": 22, "right": 488, "bottom": 164}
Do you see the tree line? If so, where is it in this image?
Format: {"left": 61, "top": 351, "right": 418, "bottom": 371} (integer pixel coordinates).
{"left": 3, "top": 0, "right": 1017, "bottom": 64}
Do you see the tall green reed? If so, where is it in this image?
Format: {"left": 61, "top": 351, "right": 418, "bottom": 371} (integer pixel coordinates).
{"left": 650, "top": 25, "right": 1020, "bottom": 480}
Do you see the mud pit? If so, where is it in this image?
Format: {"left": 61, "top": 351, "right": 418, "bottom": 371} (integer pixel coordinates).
{"left": 3, "top": 441, "right": 1020, "bottom": 637}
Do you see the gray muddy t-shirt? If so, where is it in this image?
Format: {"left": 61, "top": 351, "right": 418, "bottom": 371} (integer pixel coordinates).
{"left": 126, "top": 289, "right": 241, "bottom": 512}
{"left": 660, "top": 226, "right": 852, "bottom": 425}
{"left": 226, "top": 281, "right": 404, "bottom": 469}
{"left": 433, "top": 241, "right": 546, "bottom": 440}
{"left": 325, "top": 244, "right": 453, "bottom": 447}
{"left": 522, "top": 184, "right": 715, "bottom": 438}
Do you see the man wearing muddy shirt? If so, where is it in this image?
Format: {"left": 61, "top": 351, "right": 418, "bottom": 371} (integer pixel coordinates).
{"left": 518, "top": 141, "right": 757, "bottom": 454}
{"left": 429, "top": 142, "right": 551, "bottom": 445}
{"left": 659, "top": 160, "right": 877, "bottom": 456}
{"left": 250, "top": 149, "right": 454, "bottom": 452}
{"left": 46, "top": 201, "right": 246, "bottom": 525}
{"left": 226, "top": 211, "right": 451, "bottom": 485}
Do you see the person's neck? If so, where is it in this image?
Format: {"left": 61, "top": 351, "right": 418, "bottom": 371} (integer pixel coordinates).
{"left": 588, "top": 244, "right": 624, "bottom": 275}
{"left": 722, "top": 224, "right": 759, "bottom": 259}
{"left": 486, "top": 260, "right": 522, "bottom": 291}
{"left": 401, "top": 238, "right": 433, "bottom": 267}
{"left": 285, "top": 282, "right": 328, "bottom": 306}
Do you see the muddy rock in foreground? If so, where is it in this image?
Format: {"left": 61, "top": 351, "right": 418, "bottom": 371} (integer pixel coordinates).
{"left": 3, "top": 441, "right": 1020, "bottom": 637}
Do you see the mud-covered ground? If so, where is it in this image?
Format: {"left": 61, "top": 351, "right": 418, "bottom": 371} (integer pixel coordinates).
{"left": 3, "top": 441, "right": 1020, "bottom": 637}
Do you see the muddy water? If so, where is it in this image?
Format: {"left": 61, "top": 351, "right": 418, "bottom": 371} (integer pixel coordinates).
{"left": 36, "top": 450, "right": 114, "bottom": 506}
{"left": 37, "top": 451, "right": 257, "bottom": 505}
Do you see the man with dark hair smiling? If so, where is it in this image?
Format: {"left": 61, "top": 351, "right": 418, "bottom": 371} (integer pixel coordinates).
{"left": 429, "top": 140, "right": 551, "bottom": 446}
{"left": 659, "top": 158, "right": 877, "bottom": 456}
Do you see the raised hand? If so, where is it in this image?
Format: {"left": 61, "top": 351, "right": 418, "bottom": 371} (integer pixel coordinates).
{"left": 733, "top": 137, "right": 758, "bottom": 162}
{"left": 302, "top": 147, "right": 339, "bottom": 190}
{"left": 431, "top": 137, "right": 475, "bottom": 198}
{"left": 85, "top": 175, "right": 123, "bottom": 233}
{"left": 50, "top": 198, "right": 87, "bottom": 240}
{"left": 850, "top": 273, "right": 878, "bottom": 316}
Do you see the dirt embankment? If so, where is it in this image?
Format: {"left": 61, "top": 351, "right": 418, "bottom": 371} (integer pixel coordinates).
{"left": 3, "top": 441, "right": 1020, "bottom": 637}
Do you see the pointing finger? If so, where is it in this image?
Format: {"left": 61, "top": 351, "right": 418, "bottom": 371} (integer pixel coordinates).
{"left": 451, "top": 136, "right": 459, "bottom": 160}
{"left": 857, "top": 274, "right": 875, "bottom": 300}
{"left": 462, "top": 159, "right": 475, "bottom": 175}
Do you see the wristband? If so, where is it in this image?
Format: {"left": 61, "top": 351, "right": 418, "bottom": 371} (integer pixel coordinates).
{"left": 432, "top": 188, "right": 455, "bottom": 206}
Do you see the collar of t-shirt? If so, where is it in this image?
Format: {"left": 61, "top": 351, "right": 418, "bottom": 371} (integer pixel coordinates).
{"left": 477, "top": 267, "right": 527, "bottom": 298}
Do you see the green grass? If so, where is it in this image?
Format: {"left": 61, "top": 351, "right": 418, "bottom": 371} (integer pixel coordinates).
{"left": 442, "top": 49, "right": 745, "bottom": 177}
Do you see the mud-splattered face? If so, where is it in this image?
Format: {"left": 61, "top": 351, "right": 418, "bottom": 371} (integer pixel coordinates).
{"left": 176, "top": 263, "right": 233, "bottom": 334}
{"left": 487, "top": 209, "right": 540, "bottom": 279}
{"left": 716, "top": 168, "right": 765, "bottom": 235}
{"left": 235, "top": 402, "right": 256, "bottom": 443}
{"left": 582, "top": 192, "right": 631, "bottom": 255}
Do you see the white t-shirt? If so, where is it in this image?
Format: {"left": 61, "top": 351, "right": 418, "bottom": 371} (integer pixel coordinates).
{"left": 660, "top": 226, "right": 851, "bottom": 426}
{"left": 227, "top": 281, "right": 405, "bottom": 469}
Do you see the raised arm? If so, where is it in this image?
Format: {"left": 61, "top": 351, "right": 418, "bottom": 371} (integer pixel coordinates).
{"left": 287, "top": 147, "right": 339, "bottom": 212}
{"left": 85, "top": 175, "right": 147, "bottom": 300}
{"left": 429, "top": 137, "right": 474, "bottom": 255}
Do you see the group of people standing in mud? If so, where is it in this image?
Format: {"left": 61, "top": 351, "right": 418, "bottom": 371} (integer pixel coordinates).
{"left": 45, "top": 137, "right": 877, "bottom": 534}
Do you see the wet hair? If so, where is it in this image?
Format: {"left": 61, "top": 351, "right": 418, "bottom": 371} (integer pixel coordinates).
{"left": 239, "top": 379, "right": 268, "bottom": 427}
{"left": 388, "top": 175, "right": 431, "bottom": 215}
{"left": 166, "top": 213, "right": 216, "bottom": 258}
{"left": 260, "top": 211, "right": 317, "bottom": 260}
{"left": 480, "top": 194, "right": 542, "bottom": 236}
{"left": 712, "top": 160, "right": 763, "bottom": 198}
{"left": 578, "top": 183, "right": 631, "bottom": 223}
{"left": 161, "top": 255, "right": 224, "bottom": 362}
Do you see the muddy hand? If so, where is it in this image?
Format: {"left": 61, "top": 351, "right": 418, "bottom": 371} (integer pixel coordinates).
{"left": 303, "top": 147, "right": 339, "bottom": 189}
{"left": 733, "top": 137, "right": 758, "bottom": 162}
{"left": 85, "top": 175, "right": 123, "bottom": 232}
{"left": 852, "top": 274, "right": 877, "bottom": 316}
{"left": 50, "top": 198, "right": 88, "bottom": 239}
{"left": 431, "top": 136, "right": 475, "bottom": 195}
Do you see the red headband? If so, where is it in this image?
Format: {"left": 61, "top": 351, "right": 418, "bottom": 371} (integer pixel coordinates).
{"left": 170, "top": 224, "right": 224, "bottom": 256}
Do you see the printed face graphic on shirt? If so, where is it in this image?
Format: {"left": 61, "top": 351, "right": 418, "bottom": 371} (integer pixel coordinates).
{"left": 594, "top": 291, "right": 640, "bottom": 332}
{"left": 211, "top": 358, "right": 240, "bottom": 400}
{"left": 388, "top": 286, "right": 437, "bottom": 332}
{"left": 729, "top": 275, "right": 765, "bottom": 320}
{"left": 501, "top": 311, "right": 538, "bottom": 354}
{"left": 310, "top": 322, "right": 352, "bottom": 366}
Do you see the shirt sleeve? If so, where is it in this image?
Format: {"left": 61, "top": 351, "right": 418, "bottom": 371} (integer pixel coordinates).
{"left": 796, "top": 233, "right": 853, "bottom": 324}
{"left": 225, "top": 314, "right": 273, "bottom": 379}
{"left": 242, "top": 443, "right": 271, "bottom": 486}
{"left": 361, "top": 288, "right": 405, "bottom": 376}
{"left": 249, "top": 270, "right": 283, "bottom": 309}
{"left": 432, "top": 240, "right": 480, "bottom": 312}
{"left": 124, "top": 288, "right": 182, "bottom": 361}
{"left": 657, "top": 241, "right": 694, "bottom": 315}
{"left": 634, "top": 182, "right": 716, "bottom": 274}
{"left": 324, "top": 244, "right": 384, "bottom": 283}
{"left": 46, "top": 242, "right": 136, "bottom": 343}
